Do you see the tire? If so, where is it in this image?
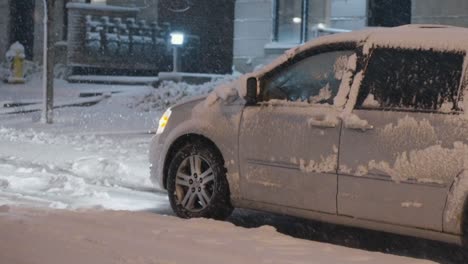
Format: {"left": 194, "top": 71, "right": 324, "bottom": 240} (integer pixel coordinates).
{"left": 167, "top": 140, "right": 233, "bottom": 220}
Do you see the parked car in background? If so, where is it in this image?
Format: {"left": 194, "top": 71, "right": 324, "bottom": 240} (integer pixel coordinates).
{"left": 150, "top": 25, "right": 468, "bottom": 246}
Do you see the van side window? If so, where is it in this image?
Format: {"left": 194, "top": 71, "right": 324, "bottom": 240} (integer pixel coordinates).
{"left": 356, "top": 48, "right": 464, "bottom": 112}
{"left": 262, "top": 50, "right": 354, "bottom": 104}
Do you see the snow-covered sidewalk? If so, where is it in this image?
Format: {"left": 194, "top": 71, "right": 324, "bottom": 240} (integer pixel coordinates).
{"left": 0, "top": 206, "right": 436, "bottom": 264}
{"left": 0, "top": 127, "right": 167, "bottom": 210}
{"left": 0, "top": 74, "right": 234, "bottom": 210}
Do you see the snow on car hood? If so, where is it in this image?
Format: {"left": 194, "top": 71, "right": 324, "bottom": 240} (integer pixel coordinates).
{"left": 203, "top": 75, "right": 250, "bottom": 108}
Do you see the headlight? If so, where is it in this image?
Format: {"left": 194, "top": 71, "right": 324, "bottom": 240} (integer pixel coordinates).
{"left": 156, "top": 108, "right": 172, "bottom": 135}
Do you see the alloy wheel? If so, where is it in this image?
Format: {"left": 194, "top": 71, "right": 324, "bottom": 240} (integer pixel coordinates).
{"left": 174, "top": 155, "right": 215, "bottom": 212}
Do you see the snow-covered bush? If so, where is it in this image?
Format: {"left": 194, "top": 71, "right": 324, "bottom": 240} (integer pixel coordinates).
{"left": 130, "top": 76, "right": 237, "bottom": 111}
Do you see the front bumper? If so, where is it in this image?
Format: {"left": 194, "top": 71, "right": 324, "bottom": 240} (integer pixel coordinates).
{"left": 149, "top": 134, "right": 166, "bottom": 190}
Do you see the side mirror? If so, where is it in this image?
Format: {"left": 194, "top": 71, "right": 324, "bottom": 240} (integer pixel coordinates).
{"left": 245, "top": 77, "right": 258, "bottom": 105}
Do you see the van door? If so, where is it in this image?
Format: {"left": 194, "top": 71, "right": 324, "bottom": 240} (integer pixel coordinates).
{"left": 239, "top": 47, "right": 356, "bottom": 214}
{"left": 338, "top": 48, "right": 466, "bottom": 231}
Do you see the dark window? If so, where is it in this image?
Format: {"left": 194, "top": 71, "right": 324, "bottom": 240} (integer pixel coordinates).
{"left": 9, "top": 0, "right": 35, "bottom": 59}
{"left": 262, "top": 50, "right": 354, "bottom": 103}
{"left": 276, "top": 0, "right": 303, "bottom": 43}
{"left": 356, "top": 48, "right": 464, "bottom": 112}
{"left": 158, "top": 0, "right": 235, "bottom": 74}
{"left": 275, "top": 0, "right": 360, "bottom": 43}
{"left": 63, "top": 0, "right": 71, "bottom": 40}
{"left": 368, "top": 0, "right": 411, "bottom": 27}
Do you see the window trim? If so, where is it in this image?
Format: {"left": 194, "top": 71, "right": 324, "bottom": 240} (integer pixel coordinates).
{"left": 257, "top": 42, "right": 358, "bottom": 103}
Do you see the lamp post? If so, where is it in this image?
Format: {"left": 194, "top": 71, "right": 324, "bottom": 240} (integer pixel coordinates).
{"left": 42, "top": 0, "right": 49, "bottom": 123}
{"left": 42, "top": 0, "right": 55, "bottom": 124}
{"left": 170, "top": 32, "right": 184, "bottom": 72}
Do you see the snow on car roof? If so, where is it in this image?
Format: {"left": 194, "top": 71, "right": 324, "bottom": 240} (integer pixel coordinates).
{"left": 221, "top": 25, "right": 468, "bottom": 100}
{"left": 256, "top": 24, "right": 468, "bottom": 79}
{"left": 364, "top": 24, "right": 468, "bottom": 54}
{"left": 253, "top": 29, "right": 376, "bottom": 79}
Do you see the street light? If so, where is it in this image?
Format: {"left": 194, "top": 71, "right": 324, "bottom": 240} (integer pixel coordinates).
{"left": 292, "top": 17, "right": 302, "bottom": 24}
{"left": 170, "top": 32, "right": 185, "bottom": 72}
{"left": 42, "top": 0, "right": 53, "bottom": 124}
{"left": 170, "top": 32, "right": 185, "bottom": 46}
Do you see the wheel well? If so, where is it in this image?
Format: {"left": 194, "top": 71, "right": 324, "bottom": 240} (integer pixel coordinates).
{"left": 162, "top": 134, "right": 224, "bottom": 189}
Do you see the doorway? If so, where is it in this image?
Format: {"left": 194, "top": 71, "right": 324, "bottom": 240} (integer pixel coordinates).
{"left": 368, "top": 0, "right": 411, "bottom": 27}
{"left": 9, "top": 0, "right": 35, "bottom": 60}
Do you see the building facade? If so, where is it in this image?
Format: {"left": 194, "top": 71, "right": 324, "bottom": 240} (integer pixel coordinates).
{"left": 3, "top": 0, "right": 468, "bottom": 75}
{"left": 233, "top": 0, "right": 468, "bottom": 73}
{"left": 0, "top": 0, "right": 234, "bottom": 74}
{"left": 0, "top": 0, "right": 72, "bottom": 63}
{"left": 0, "top": 0, "right": 133, "bottom": 64}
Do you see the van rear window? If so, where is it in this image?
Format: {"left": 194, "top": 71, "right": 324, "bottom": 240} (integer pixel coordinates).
{"left": 356, "top": 48, "right": 464, "bottom": 112}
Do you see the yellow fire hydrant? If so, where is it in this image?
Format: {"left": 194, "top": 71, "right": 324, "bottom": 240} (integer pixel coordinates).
{"left": 6, "top": 42, "right": 26, "bottom": 84}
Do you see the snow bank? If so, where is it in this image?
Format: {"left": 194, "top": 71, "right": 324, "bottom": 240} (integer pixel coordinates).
{"left": 132, "top": 76, "right": 236, "bottom": 111}
{"left": 0, "top": 128, "right": 165, "bottom": 211}
{"left": 0, "top": 207, "right": 436, "bottom": 264}
{"left": 71, "top": 157, "right": 130, "bottom": 185}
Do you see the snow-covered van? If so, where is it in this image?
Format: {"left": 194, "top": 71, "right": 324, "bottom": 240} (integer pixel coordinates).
{"left": 150, "top": 25, "right": 468, "bottom": 246}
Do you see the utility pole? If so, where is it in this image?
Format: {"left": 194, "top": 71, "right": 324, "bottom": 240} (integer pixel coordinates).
{"left": 42, "top": 0, "right": 55, "bottom": 124}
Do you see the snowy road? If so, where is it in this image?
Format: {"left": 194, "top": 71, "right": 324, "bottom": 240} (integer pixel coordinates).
{"left": 0, "top": 75, "right": 232, "bottom": 211}
{"left": 0, "top": 127, "right": 167, "bottom": 211}
{"left": 0, "top": 207, "right": 437, "bottom": 264}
